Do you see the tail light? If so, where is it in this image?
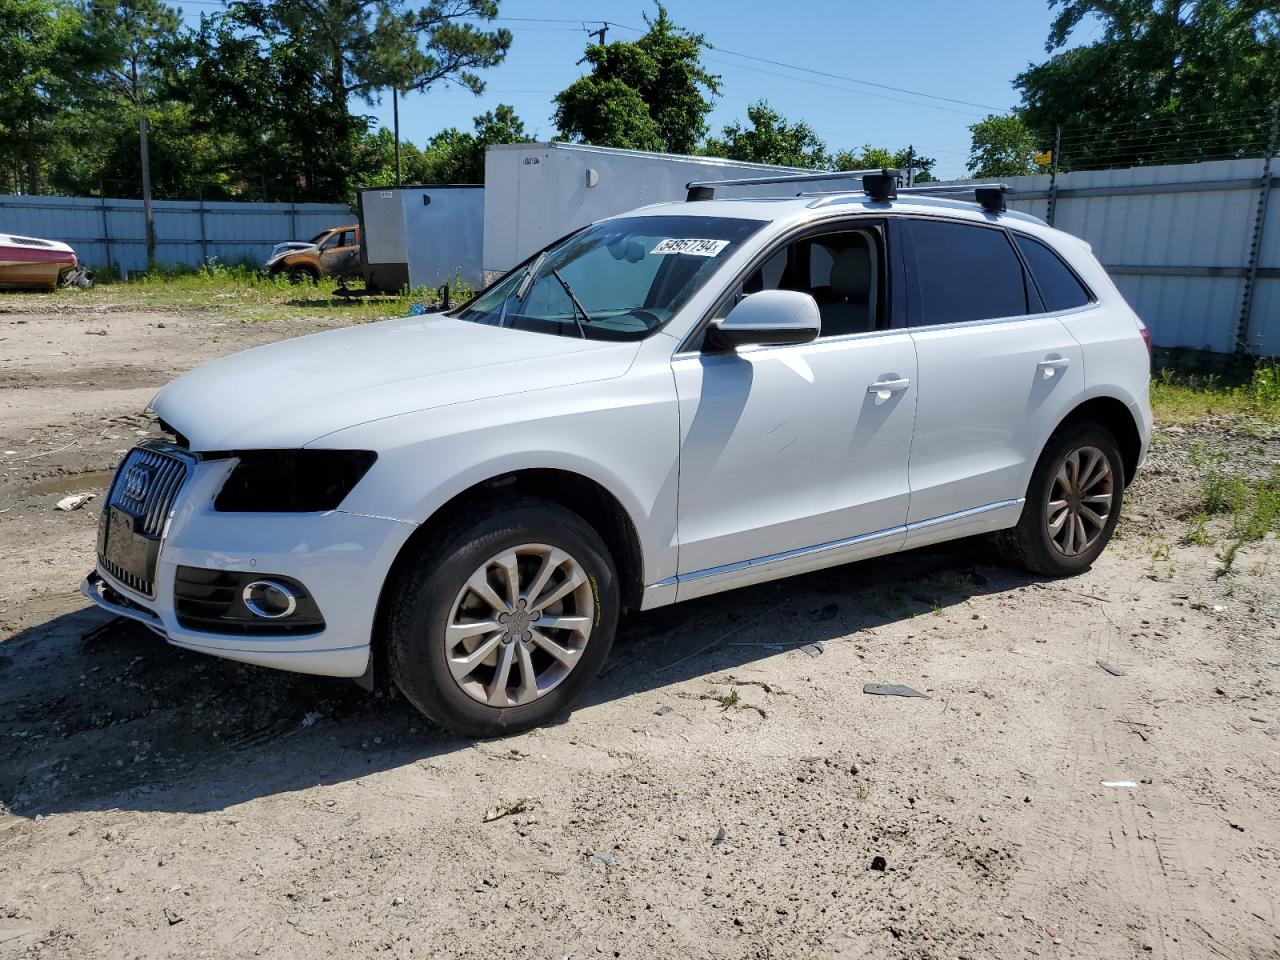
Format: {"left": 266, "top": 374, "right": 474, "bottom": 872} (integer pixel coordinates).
{"left": 1138, "top": 322, "right": 1152, "bottom": 362}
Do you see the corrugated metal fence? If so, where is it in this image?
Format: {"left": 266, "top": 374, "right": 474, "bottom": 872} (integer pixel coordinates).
{"left": 938, "top": 156, "right": 1279, "bottom": 356}
{"left": 0, "top": 194, "right": 353, "bottom": 277}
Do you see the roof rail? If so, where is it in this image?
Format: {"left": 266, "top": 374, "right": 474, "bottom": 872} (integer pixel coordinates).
{"left": 895, "top": 182, "right": 1015, "bottom": 214}
{"left": 685, "top": 168, "right": 891, "bottom": 202}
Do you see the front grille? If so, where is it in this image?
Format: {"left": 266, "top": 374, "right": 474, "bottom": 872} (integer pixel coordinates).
{"left": 109, "top": 446, "right": 189, "bottom": 536}
{"left": 98, "top": 442, "right": 192, "bottom": 597}
{"left": 99, "top": 552, "right": 152, "bottom": 597}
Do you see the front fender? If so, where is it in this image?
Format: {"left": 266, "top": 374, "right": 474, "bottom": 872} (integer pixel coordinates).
{"left": 314, "top": 363, "right": 682, "bottom": 587}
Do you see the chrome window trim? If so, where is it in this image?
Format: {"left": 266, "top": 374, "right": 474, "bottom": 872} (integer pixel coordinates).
{"left": 671, "top": 323, "right": 910, "bottom": 360}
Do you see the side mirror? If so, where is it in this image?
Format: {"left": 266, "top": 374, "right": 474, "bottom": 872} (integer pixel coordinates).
{"left": 706, "top": 289, "right": 822, "bottom": 351}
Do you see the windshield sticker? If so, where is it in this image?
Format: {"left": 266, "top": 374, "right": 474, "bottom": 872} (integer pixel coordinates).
{"left": 651, "top": 237, "right": 731, "bottom": 257}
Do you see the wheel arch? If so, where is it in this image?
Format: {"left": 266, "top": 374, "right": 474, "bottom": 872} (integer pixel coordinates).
{"left": 368, "top": 467, "right": 647, "bottom": 685}
{"left": 1051, "top": 395, "right": 1142, "bottom": 486}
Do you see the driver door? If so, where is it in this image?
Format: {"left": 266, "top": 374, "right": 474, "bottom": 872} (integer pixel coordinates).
{"left": 671, "top": 221, "right": 916, "bottom": 600}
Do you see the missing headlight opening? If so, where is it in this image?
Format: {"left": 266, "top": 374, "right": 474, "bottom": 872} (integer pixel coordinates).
{"left": 213, "top": 450, "right": 377, "bottom": 512}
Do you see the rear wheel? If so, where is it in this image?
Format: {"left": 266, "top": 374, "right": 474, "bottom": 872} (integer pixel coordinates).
{"left": 386, "top": 497, "right": 618, "bottom": 737}
{"left": 999, "top": 422, "right": 1124, "bottom": 576}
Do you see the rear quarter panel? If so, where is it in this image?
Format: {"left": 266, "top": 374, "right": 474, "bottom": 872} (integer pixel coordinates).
{"left": 1053, "top": 235, "right": 1154, "bottom": 466}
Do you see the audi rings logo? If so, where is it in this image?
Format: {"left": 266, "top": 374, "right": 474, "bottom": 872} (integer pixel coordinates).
{"left": 122, "top": 465, "right": 152, "bottom": 501}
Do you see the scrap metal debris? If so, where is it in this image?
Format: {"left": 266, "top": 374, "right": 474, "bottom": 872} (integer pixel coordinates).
{"left": 863, "top": 683, "right": 930, "bottom": 699}
{"left": 55, "top": 493, "right": 95, "bottom": 511}
{"left": 1097, "top": 659, "right": 1126, "bottom": 676}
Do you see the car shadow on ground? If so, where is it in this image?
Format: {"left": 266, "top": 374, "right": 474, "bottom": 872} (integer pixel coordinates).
{"left": 0, "top": 538, "right": 1037, "bottom": 819}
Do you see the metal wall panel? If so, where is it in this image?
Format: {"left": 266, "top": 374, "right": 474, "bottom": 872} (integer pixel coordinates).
{"left": 400, "top": 186, "right": 484, "bottom": 288}
{"left": 0, "top": 194, "right": 351, "bottom": 277}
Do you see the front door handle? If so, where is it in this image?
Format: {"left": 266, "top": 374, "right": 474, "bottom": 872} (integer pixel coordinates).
{"left": 1037, "top": 357, "right": 1071, "bottom": 379}
{"left": 868, "top": 378, "right": 911, "bottom": 399}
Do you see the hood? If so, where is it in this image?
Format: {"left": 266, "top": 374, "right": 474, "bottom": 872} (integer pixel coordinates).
{"left": 267, "top": 241, "right": 317, "bottom": 262}
{"left": 152, "top": 314, "right": 641, "bottom": 450}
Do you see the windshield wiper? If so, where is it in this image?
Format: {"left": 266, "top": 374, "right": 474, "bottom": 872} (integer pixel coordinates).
{"left": 550, "top": 268, "right": 594, "bottom": 339}
{"left": 516, "top": 252, "right": 546, "bottom": 301}
{"left": 497, "top": 252, "right": 546, "bottom": 328}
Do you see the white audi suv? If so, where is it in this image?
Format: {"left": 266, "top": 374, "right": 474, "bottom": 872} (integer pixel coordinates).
{"left": 85, "top": 172, "right": 1152, "bottom": 735}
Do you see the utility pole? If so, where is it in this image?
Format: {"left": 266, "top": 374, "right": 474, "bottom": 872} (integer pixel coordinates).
{"left": 1046, "top": 126, "right": 1062, "bottom": 227}
{"left": 905, "top": 145, "right": 914, "bottom": 187}
{"left": 577, "top": 22, "right": 608, "bottom": 63}
{"left": 393, "top": 89, "right": 402, "bottom": 187}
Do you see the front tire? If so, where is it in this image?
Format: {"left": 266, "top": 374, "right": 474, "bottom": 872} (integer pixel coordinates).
{"left": 999, "top": 422, "right": 1124, "bottom": 576}
{"left": 386, "top": 496, "right": 619, "bottom": 737}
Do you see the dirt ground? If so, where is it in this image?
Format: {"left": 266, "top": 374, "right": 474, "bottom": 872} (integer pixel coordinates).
{"left": 1, "top": 292, "right": 1278, "bottom": 960}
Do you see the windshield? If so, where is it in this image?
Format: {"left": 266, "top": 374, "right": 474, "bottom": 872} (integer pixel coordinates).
{"left": 454, "top": 215, "right": 765, "bottom": 340}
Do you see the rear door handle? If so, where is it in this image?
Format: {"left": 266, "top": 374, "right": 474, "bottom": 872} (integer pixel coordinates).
{"left": 1037, "top": 357, "right": 1071, "bottom": 379}
{"left": 868, "top": 378, "right": 911, "bottom": 399}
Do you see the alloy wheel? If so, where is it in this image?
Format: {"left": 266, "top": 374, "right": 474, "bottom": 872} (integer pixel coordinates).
{"left": 444, "top": 543, "right": 594, "bottom": 707}
{"left": 1046, "top": 445, "right": 1115, "bottom": 556}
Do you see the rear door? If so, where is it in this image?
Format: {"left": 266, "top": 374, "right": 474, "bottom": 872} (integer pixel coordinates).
{"left": 900, "top": 217, "right": 1084, "bottom": 539}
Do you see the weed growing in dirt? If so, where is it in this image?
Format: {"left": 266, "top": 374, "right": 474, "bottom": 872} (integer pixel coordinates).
{"left": 1152, "top": 360, "right": 1280, "bottom": 424}
{"left": 715, "top": 689, "right": 741, "bottom": 710}
{"left": 1193, "top": 460, "right": 1280, "bottom": 575}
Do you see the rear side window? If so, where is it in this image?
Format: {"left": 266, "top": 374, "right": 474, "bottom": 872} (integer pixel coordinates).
{"left": 1014, "top": 234, "right": 1092, "bottom": 311}
{"left": 907, "top": 220, "right": 1028, "bottom": 325}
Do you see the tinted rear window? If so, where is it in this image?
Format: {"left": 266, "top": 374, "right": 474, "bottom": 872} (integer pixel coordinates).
{"left": 907, "top": 220, "right": 1028, "bottom": 326}
{"left": 1014, "top": 234, "right": 1092, "bottom": 311}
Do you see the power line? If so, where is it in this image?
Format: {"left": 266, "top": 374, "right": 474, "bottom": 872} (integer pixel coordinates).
{"left": 467, "top": 15, "right": 1010, "bottom": 116}
{"left": 702, "top": 43, "right": 1008, "bottom": 113}
{"left": 701, "top": 55, "right": 989, "bottom": 118}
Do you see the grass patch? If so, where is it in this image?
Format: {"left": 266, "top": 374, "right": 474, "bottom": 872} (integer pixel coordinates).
{"left": 36, "top": 259, "right": 469, "bottom": 323}
{"left": 1151, "top": 360, "right": 1280, "bottom": 424}
{"left": 1191, "top": 454, "right": 1280, "bottom": 575}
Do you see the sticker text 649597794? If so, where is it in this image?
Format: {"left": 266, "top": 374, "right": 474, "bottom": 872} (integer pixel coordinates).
{"left": 650, "top": 238, "right": 731, "bottom": 257}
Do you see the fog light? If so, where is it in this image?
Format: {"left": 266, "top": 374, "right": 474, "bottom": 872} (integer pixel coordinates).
{"left": 241, "top": 579, "right": 298, "bottom": 619}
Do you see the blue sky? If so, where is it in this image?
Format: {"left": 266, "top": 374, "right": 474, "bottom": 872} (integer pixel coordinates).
{"left": 183, "top": 0, "right": 1098, "bottom": 178}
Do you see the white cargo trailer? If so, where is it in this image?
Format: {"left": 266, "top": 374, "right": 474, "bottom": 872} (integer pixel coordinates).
{"left": 482, "top": 142, "right": 857, "bottom": 280}
{"left": 357, "top": 185, "right": 483, "bottom": 292}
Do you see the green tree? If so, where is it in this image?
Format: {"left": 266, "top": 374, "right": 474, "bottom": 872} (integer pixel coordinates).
{"left": 1017, "top": 1, "right": 1280, "bottom": 168}
{"left": 832, "top": 144, "right": 936, "bottom": 182}
{"left": 174, "top": 6, "right": 366, "bottom": 202}
{"left": 703, "top": 100, "right": 829, "bottom": 168}
{"left": 554, "top": 4, "right": 719, "bottom": 153}
{"left": 967, "top": 114, "right": 1040, "bottom": 178}
{"left": 80, "top": 0, "right": 183, "bottom": 258}
{"left": 231, "top": 0, "right": 512, "bottom": 115}
{"left": 0, "top": 0, "right": 87, "bottom": 193}
{"left": 172, "top": 0, "right": 510, "bottom": 202}
{"left": 415, "top": 103, "right": 529, "bottom": 183}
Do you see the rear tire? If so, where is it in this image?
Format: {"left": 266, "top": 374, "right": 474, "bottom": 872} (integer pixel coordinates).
{"left": 386, "top": 496, "right": 618, "bottom": 737}
{"left": 998, "top": 422, "right": 1125, "bottom": 577}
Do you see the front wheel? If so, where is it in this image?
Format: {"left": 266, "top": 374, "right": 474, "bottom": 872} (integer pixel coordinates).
{"left": 386, "top": 497, "right": 618, "bottom": 737}
{"left": 998, "top": 422, "right": 1124, "bottom": 576}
